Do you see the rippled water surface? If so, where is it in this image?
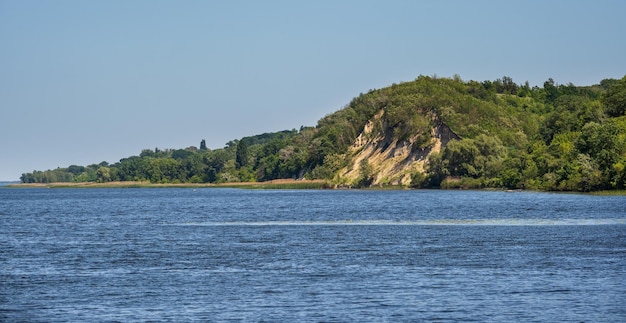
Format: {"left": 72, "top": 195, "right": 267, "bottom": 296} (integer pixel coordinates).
{"left": 1, "top": 188, "right": 625, "bottom": 321}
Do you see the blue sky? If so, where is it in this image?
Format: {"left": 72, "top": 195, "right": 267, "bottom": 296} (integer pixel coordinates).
{"left": 1, "top": 0, "right": 625, "bottom": 181}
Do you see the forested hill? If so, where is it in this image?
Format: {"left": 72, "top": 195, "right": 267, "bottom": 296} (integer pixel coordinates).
{"left": 21, "top": 75, "right": 626, "bottom": 191}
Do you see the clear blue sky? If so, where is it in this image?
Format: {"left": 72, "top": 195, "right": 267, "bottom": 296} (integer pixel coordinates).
{"left": 1, "top": 0, "right": 625, "bottom": 181}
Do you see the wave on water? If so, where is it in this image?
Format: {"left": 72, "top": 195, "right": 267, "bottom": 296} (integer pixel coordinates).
{"left": 171, "top": 219, "right": 626, "bottom": 226}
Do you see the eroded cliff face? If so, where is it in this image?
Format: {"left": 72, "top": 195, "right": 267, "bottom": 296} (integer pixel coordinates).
{"left": 338, "top": 109, "right": 459, "bottom": 186}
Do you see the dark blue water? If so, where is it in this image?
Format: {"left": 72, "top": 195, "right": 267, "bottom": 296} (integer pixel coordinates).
{"left": 1, "top": 188, "right": 625, "bottom": 322}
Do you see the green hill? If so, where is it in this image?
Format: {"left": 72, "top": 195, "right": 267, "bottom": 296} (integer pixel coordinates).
{"left": 21, "top": 75, "right": 626, "bottom": 191}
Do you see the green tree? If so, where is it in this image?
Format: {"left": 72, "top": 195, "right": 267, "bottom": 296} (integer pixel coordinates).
{"left": 67, "top": 165, "right": 86, "bottom": 175}
{"left": 310, "top": 153, "right": 346, "bottom": 179}
{"left": 602, "top": 76, "right": 626, "bottom": 117}
{"left": 563, "top": 154, "right": 603, "bottom": 191}
{"left": 235, "top": 140, "right": 249, "bottom": 169}
{"left": 356, "top": 159, "right": 374, "bottom": 187}
{"left": 576, "top": 122, "right": 620, "bottom": 167}
{"left": 441, "top": 139, "right": 481, "bottom": 177}
{"left": 172, "top": 149, "right": 193, "bottom": 160}
{"left": 426, "top": 152, "right": 448, "bottom": 186}
{"left": 204, "top": 149, "right": 231, "bottom": 182}
{"left": 96, "top": 166, "right": 112, "bottom": 183}
{"left": 182, "top": 153, "right": 206, "bottom": 182}
{"left": 544, "top": 78, "right": 559, "bottom": 103}
{"left": 410, "top": 171, "right": 428, "bottom": 188}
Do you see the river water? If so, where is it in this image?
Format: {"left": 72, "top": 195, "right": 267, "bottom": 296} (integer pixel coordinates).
{"left": 1, "top": 188, "right": 625, "bottom": 322}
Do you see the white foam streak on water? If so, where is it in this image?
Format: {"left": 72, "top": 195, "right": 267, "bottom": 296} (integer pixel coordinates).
{"left": 176, "top": 219, "right": 626, "bottom": 226}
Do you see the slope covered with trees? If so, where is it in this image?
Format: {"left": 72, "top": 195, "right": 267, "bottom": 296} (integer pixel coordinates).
{"left": 21, "top": 75, "right": 626, "bottom": 191}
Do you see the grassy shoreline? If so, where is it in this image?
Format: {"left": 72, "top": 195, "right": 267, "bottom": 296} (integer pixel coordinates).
{"left": 6, "top": 181, "right": 626, "bottom": 194}
{"left": 5, "top": 179, "right": 333, "bottom": 190}
{"left": 589, "top": 190, "right": 626, "bottom": 196}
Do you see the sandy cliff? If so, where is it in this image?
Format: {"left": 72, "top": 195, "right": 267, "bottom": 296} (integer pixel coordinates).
{"left": 338, "top": 109, "right": 459, "bottom": 186}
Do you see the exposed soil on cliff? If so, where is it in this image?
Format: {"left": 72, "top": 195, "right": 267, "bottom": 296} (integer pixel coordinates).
{"left": 339, "top": 109, "right": 459, "bottom": 186}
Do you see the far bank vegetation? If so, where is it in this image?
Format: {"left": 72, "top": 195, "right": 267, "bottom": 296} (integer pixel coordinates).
{"left": 21, "top": 75, "right": 626, "bottom": 192}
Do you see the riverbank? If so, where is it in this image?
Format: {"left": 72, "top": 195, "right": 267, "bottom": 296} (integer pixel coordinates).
{"left": 6, "top": 181, "right": 626, "bottom": 194}
{"left": 6, "top": 179, "right": 333, "bottom": 190}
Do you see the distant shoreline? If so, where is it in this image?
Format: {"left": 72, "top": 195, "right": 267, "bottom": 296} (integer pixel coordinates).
{"left": 6, "top": 179, "right": 332, "bottom": 190}
{"left": 6, "top": 181, "right": 626, "bottom": 195}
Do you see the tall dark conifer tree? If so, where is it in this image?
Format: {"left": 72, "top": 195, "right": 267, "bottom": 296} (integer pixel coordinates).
{"left": 235, "top": 140, "right": 248, "bottom": 169}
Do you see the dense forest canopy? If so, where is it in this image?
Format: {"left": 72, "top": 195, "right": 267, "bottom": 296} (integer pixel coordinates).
{"left": 21, "top": 75, "right": 626, "bottom": 191}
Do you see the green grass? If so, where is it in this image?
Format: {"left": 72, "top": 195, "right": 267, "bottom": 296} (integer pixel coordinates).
{"left": 7, "top": 180, "right": 333, "bottom": 190}
{"left": 590, "top": 190, "right": 626, "bottom": 196}
{"left": 230, "top": 181, "right": 333, "bottom": 190}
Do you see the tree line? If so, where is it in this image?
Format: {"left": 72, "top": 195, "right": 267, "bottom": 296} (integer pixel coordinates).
{"left": 21, "top": 75, "right": 626, "bottom": 191}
